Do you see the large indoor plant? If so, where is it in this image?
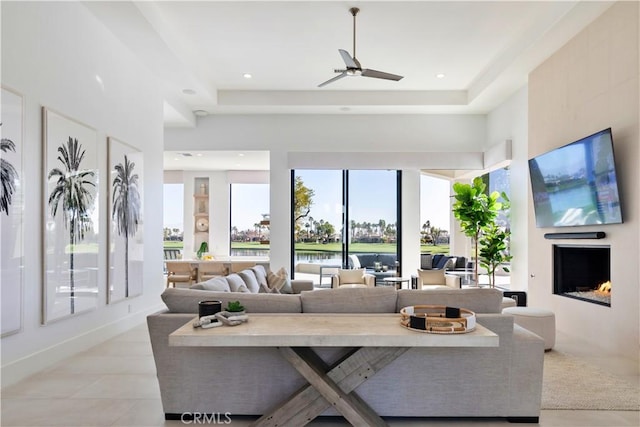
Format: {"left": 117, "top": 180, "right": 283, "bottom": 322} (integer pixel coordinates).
{"left": 452, "top": 177, "right": 501, "bottom": 284}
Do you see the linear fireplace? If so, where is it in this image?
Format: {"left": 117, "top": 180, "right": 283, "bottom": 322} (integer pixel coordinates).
{"left": 553, "top": 245, "right": 611, "bottom": 307}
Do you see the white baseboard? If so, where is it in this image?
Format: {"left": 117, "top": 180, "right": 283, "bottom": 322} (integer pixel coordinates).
{"left": 1, "top": 304, "right": 164, "bottom": 388}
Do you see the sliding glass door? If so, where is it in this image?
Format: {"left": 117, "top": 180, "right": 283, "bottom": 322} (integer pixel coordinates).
{"left": 292, "top": 170, "right": 401, "bottom": 281}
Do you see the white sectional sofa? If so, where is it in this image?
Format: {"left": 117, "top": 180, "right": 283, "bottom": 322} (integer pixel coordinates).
{"left": 147, "top": 287, "right": 544, "bottom": 423}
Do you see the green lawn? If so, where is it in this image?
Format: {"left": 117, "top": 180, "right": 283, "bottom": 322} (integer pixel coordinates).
{"left": 165, "top": 240, "right": 450, "bottom": 255}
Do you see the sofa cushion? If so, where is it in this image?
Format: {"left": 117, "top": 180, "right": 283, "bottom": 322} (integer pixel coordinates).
{"left": 301, "top": 287, "right": 397, "bottom": 313}
{"left": 396, "top": 288, "right": 503, "bottom": 313}
{"left": 251, "top": 265, "right": 269, "bottom": 287}
{"left": 161, "top": 288, "right": 302, "bottom": 313}
{"left": 417, "top": 269, "right": 446, "bottom": 286}
{"left": 356, "top": 254, "right": 377, "bottom": 268}
{"left": 238, "top": 269, "right": 260, "bottom": 293}
{"left": 378, "top": 254, "right": 397, "bottom": 268}
{"left": 194, "top": 276, "right": 231, "bottom": 292}
{"left": 226, "top": 273, "right": 250, "bottom": 293}
{"left": 338, "top": 268, "right": 365, "bottom": 284}
{"left": 259, "top": 283, "right": 280, "bottom": 294}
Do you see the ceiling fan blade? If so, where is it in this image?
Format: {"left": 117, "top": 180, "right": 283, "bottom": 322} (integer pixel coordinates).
{"left": 318, "top": 72, "right": 347, "bottom": 88}
{"left": 361, "top": 69, "right": 404, "bottom": 81}
{"left": 338, "top": 49, "right": 358, "bottom": 69}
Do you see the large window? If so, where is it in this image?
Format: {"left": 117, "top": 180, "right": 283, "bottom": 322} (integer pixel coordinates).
{"left": 163, "top": 183, "right": 184, "bottom": 249}
{"left": 230, "top": 183, "right": 270, "bottom": 257}
{"left": 419, "top": 174, "right": 451, "bottom": 254}
{"left": 292, "top": 170, "right": 400, "bottom": 275}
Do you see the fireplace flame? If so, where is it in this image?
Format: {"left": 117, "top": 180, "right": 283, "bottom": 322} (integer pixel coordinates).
{"left": 596, "top": 281, "right": 611, "bottom": 294}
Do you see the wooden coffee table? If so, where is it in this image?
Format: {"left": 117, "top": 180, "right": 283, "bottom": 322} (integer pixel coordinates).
{"left": 169, "top": 313, "right": 498, "bottom": 427}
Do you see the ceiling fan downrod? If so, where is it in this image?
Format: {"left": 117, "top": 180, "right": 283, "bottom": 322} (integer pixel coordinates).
{"left": 350, "top": 7, "right": 359, "bottom": 60}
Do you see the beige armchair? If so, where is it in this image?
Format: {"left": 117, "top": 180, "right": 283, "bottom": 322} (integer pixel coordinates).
{"left": 165, "top": 261, "right": 197, "bottom": 288}
{"left": 413, "top": 269, "right": 461, "bottom": 289}
{"left": 331, "top": 268, "right": 376, "bottom": 289}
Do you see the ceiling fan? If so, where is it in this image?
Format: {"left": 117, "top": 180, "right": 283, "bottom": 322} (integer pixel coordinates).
{"left": 318, "top": 7, "right": 404, "bottom": 88}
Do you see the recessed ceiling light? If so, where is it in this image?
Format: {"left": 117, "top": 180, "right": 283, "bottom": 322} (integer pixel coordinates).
{"left": 193, "top": 110, "right": 209, "bottom": 117}
{"left": 238, "top": 153, "right": 245, "bottom": 157}
{"left": 173, "top": 157, "right": 180, "bottom": 161}
{"left": 196, "top": 153, "right": 203, "bottom": 157}
{"left": 182, "top": 89, "right": 196, "bottom": 95}
{"left": 436, "top": 73, "right": 446, "bottom": 79}
{"left": 243, "top": 73, "right": 252, "bottom": 79}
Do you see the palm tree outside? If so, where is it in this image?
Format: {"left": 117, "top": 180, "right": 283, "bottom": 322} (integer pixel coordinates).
{"left": 112, "top": 155, "right": 141, "bottom": 298}
{"left": 48, "top": 137, "right": 95, "bottom": 314}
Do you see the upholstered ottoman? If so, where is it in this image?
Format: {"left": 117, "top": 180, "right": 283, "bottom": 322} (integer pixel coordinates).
{"left": 502, "top": 307, "right": 556, "bottom": 350}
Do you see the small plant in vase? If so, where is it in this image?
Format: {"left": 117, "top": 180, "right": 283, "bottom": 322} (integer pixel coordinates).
{"left": 196, "top": 241, "right": 208, "bottom": 259}
{"left": 226, "top": 301, "right": 245, "bottom": 315}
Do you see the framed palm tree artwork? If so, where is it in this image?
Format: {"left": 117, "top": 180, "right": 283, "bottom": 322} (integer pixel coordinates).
{"left": 1, "top": 86, "right": 24, "bottom": 336}
{"left": 42, "top": 107, "right": 99, "bottom": 323}
{"left": 107, "top": 137, "right": 143, "bottom": 303}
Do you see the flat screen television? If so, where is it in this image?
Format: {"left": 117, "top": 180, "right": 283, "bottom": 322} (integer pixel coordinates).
{"left": 528, "top": 128, "right": 622, "bottom": 228}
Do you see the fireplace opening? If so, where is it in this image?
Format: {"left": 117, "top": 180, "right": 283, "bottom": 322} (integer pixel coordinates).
{"left": 553, "top": 245, "right": 611, "bottom": 307}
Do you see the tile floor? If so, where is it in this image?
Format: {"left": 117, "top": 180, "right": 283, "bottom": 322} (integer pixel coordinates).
{"left": 1, "top": 324, "right": 638, "bottom": 427}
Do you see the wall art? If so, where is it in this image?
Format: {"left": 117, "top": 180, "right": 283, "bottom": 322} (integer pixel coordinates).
{"left": 107, "top": 137, "right": 143, "bottom": 303}
{"left": 42, "top": 107, "right": 99, "bottom": 323}
{"left": 1, "top": 86, "right": 24, "bottom": 336}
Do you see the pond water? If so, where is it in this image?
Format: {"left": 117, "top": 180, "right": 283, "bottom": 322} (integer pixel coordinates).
{"left": 231, "top": 248, "right": 342, "bottom": 265}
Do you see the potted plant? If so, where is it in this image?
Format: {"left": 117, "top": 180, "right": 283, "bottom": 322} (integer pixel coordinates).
{"left": 225, "top": 300, "right": 245, "bottom": 315}
{"left": 196, "top": 241, "right": 208, "bottom": 259}
{"left": 479, "top": 194, "right": 511, "bottom": 288}
{"left": 452, "top": 177, "right": 501, "bottom": 284}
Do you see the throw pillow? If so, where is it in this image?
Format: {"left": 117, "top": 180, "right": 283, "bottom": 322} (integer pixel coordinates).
{"left": 443, "top": 257, "right": 457, "bottom": 271}
{"left": 338, "top": 268, "right": 365, "bottom": 284}
{"left": 276, "top": 267, "right": 293, "bottom": 294}
{"left": 417, "top": 268, "right": 446, "bottom": 286}
{"left": 251, "top": 265, "right": 269, "bottom": 287}
{"left": 200, "top": 277, "right": 231, "bottom": 292}
{"left": 226, "top": 273, "right": 250, "bottom": 293}
{"left": 267, "top": 270, "right": 287, "bottom": 291}
{"left": 238, "top": 269, "right": 261, "bottom": 293}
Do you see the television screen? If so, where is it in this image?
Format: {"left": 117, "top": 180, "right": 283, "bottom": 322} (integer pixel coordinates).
{"left": 528, "top": 128, "right": 622, "bottom": 228}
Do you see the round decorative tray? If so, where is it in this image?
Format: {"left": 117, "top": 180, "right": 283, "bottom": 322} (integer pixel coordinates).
{"left": 399, "top": 305, "right": 476, "bottom": 334}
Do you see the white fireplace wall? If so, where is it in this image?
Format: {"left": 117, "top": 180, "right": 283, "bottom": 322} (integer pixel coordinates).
{"left": 527, "top": 2, "right": 639, "bottom": 364}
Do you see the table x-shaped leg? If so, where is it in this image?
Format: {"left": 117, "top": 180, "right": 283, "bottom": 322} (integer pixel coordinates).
{"left": 251, "top": 346, "right": 409, "bottom": 427}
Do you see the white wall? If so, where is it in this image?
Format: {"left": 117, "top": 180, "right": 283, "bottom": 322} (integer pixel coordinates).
{"left": 1, "top": 2, "right": 165, "bottom": 386}
{"left": 486, "top": 87, "right": 529, "bottom": 290}
{"left": 528, "top": 2, "right": 639, "bottom": 363}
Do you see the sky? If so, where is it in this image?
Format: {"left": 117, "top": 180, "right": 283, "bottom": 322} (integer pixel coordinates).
{"left": 163, "top": 172, "right": 451, "bottom": 232}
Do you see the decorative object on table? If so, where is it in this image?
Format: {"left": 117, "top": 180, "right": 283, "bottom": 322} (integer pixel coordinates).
{"left": 225, "top": 300, "right": 246, "bottom": 315}
{"left": 42, "top": 107, "right": 99, "bottom": 323}
{"left": 1, "top": 85, "right": 24, "bottom": 336}
{"left": 196, "top": 241, "right": 208, "bottom": 259}
{"left": 452, "top": 177, "right": 501, "bottom": 284}
{"left": 215, "top": 310, "right": 249, "bottom": 326}
{"left": 400, "top": 305, "right": 476, "bottom": 334}
{"left": 198, "top": 300, "right": 222, "bottom": 318}
{"left": 108, "top": 137, "right": 143, "bottom": 303}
